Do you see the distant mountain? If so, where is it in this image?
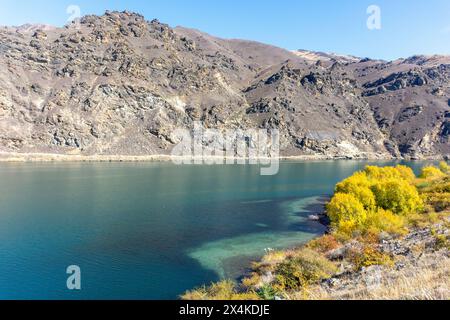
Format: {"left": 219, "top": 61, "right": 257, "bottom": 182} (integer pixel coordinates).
{"left": 292, "top": 49, "right": 361, "bottom": 65}
{"left": 0, "top": 11, "right": 448, "bottom": 159}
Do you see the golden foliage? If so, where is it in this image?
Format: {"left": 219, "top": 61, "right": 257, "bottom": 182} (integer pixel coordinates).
{"left": 273, "top": 249, "right": 337, "bottom": 291}
{"left": 418, "top": 174, "right": 450, "bottom": 213}
{"left": 371, "top": 179, "right": 423, "bottom": 215}
{"left": 307, "top": 235, "right": 340, "bottom": 254}
{"left": 420, "top": 166, "right": 446, "bottom": 179}
{"left": 439, "top": 161, "right": 449, "bottom": 174}
{"left": 335, "top": 173, "right": 376, "bottom": 210}
{"left": 363, "top": 208, "right": 407, "bottom": 236}
{"left": 394, "top": 165, "right": 417, "bottom": 182}
{"left": 327, "top": 193, "right": 367, "bottom": 226}
{"left": 181, "top": 280, "right": 260, "bottom": 300}
{"left": 364, "top": 165, "right": 414, "bottom": 182}
{"left": 327, "top": 165, "right": 425, "bottom": 238}
{"left": 347, "top": 246, "right": 393, "bottom": 271}
{"left": 183, "top": 165, "right": 449, "bottom": 301}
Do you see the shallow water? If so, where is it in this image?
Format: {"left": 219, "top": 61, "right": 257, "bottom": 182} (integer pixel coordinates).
{"left": 0, "top": 160, "right": 431, "bottom": 299}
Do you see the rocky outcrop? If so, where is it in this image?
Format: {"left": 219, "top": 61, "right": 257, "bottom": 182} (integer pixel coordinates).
{"left": 0, "top": 11, "right": 448, "bottom": 159}
{"left": 316, "top": 224, "right": 449, "bottom": 300}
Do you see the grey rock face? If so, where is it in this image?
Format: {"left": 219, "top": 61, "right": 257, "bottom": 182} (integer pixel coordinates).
{"left": 0, "top": 11, "right": 448, "bottom": 159}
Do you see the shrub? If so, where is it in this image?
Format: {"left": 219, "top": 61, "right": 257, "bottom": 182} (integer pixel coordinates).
{"left": 260, "top": 251, "right": 288, "bottom": 265}
{"left": 439, "top": 161, "right": 449, "bottom": 174}
{"left": 394, "top": 165, "right": 417, "bottom": 183}
{"left": 363, "top": 208, "right": 407, "bottom": 236}
{"left": 418, "top": 177, "right": 450, "bottom": 193}
{"left": 423, "top": 193, "right": 450, "bottom": 212}
{"left": 257, "top": 285, "right": 278, "bottom": 300}
{"left": 407, "top": 212, "right": 440, "bottom": 228}
{"left": 417, "top": 173, "right": 450, "bottom": 212}
{"left": 307, "top": 235, "right": 340, "bottom": 254}
{"left": 420, "top": 166, "right": 446, "bottom": 179}
{"left": 364, "top": 165, "right": 412, "bottom": 182}
{"left": 273, "top": 249, "right": 336, "bottom": 291}
{"left": 242, "top": 273, "right": 263, "bottom": 289}
{"left": 416, "top": 180, "right": 432, "bottom": 190}
{"left": 336, "top": 174, "right": 376, "bottom": 210}
{"left": 327, "top": 165, "right": 425, "bottom": 238}
{"left": 327, "top": 193, "right": 367, "bottom": 226}
{"left": 434, "top": 234, "right": 450, "bottom": 250}
{"left": 370, "top": 179, "right": 423, "bottom": 215}
{"left": 181, "top": 280, "right": 260, "bottom": 300}
{"left": 333, "top": 220, "right": 360, "bottom": 240}
{"left": 347, "top": 246, "right": 393, "bottom": 271}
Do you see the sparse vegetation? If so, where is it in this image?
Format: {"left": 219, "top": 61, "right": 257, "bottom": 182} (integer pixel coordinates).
{"left": 307, "top": 235, "right": 340, "bottom": 254}
{"left": 182, "top": 164, "right": 450, "bottom": 301}
{"left": 346, "top": 246, "right": 393, "bottom": 271}
{"left": 304, "top": 254, "right": 450, "bottom": 300}
{"left": 272, "top": 249, "right": 337, "bottom": 292}
{"left": 439, "top": 161, "right": 450, "bottom": 174}
{"left": 180, "top": 280, "right": 260, "bottom": 300}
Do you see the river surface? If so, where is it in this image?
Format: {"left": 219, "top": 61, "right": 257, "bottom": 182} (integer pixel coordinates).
{"left": 0, "top": 160, "right": 430, "bottom": 299}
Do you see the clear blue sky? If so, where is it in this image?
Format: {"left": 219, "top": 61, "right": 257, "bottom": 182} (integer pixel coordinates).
{"left": 0, "top": 0, "right": 449, "bottom": 60}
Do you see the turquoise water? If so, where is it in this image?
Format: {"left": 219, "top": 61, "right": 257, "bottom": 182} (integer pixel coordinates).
{"left": 0, "top": 161, "right": 430, "bottom": 299}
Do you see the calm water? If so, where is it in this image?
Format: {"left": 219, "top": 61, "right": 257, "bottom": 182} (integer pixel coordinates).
{"left": 0, "top": 161, "right": 430, "bottom": 299}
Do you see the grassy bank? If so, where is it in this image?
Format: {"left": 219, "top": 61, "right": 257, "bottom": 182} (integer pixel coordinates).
{"left": 182, "top": 162, "right": 450, "bottom": 300}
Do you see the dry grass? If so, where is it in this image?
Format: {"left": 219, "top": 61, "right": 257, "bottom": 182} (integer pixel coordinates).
{"left": 304, "top": 253, "right": 450, "bottom": 300}
{"left": 181, "top": 165, "right": 450, "bottom": 301}
{"left": 181, "top": 280, "right": 260, "bottom": 300}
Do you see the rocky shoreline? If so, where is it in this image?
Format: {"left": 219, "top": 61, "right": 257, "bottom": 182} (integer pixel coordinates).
{"left": 182, "top": 164, "right": 450, "bottom": 300}
{"left": 0, "top": 152, "right": 447, "bottom": 163}
{"left": 0, "top": 11, "right": 449, "bottom": 162}
{"left": 305, "top": 223, "right": 449, "bottom": 300}
{"left": 297, "top": 207, "right": 448, "bottom": 299}
{"left": 212, "top": 218, "right": 450, "bottom": 301}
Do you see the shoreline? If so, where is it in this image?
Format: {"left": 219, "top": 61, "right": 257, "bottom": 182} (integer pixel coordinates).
{"left": 181, "top": 164, "right": 450, "bottom": 300}
{"left": 0, "top": 152, "right": 446, "bottom": 163}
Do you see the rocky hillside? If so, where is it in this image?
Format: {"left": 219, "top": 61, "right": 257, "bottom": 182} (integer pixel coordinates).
{"left": 0, "top": 11, "right": 448, "bottom": 159}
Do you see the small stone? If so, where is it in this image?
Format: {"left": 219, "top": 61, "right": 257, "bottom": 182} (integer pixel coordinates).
{"left": 308, "top": 215, "right": 320, "bottom": 221}
{"left": 326, "top": 278, "right": 340, "bottom": 288}
{"left": 379, "top": 231, "right": 393, "bottom": 241}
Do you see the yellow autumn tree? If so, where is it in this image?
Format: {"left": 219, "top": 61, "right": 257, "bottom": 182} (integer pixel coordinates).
{"left": 326, "top": 193, "right": 367, "bottom": 237}
{"left": 393, "top": 165, "right": 416, "bottom": 183}
{"left": 327, "top": 165, "right": 423, "bottom": 238}
{"left": 370, "top": 179, "right": 423, "bottom": 215}
{"left": 364, "top": 165, "right": 415, "bottom": 182}
{"left": 420, "top": 166, "right": 446, "bottom": 179}
{"left": 363, "top": 208, "right": 406, "bottom": 236}
{"left": 439, "top": 161, "right": 449, "bottom": 174}
{"left": 335, "top": 172, "right": 376, "bottom": 210}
